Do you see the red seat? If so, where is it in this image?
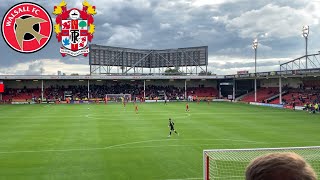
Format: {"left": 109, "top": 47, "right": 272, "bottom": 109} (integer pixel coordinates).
{"left": 242, "top": 87, "right": 278, "bottom": 102}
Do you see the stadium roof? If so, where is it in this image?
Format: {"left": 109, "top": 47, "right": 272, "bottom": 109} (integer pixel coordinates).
{"left": 1, "top": 68, "right": 320, "bottom": 80}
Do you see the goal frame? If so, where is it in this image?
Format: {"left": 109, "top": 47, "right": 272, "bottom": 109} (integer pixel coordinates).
{"left": 105, "top": 94, "right": 132, "bottom": 102}
{"left": 203, "top": 146, "right": 320, "bottom": 180}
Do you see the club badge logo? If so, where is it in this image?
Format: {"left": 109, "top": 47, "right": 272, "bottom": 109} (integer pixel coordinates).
{"left": 1, "top": 2, "right": 52, "bottom": 53}
{"left": 53, "top": 0, "right": 96, "bottom": 57}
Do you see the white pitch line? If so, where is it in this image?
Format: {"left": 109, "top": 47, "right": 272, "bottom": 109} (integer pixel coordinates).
{"left": 87, "top": 115, "right": 190, "bottom": 120}
{"left": 105, "top": 142, "right": 260, "bottom": 150}
{"left": 0, "top": 138, "right": 259, "bottom": 154}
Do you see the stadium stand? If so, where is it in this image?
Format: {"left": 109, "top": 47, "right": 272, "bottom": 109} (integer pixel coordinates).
{"left": 2, "top": 82, "right": 218, "bottom": 102}
{"left": 267, "top": 79, "right": 320, "bottom": 105}
{"left": 1, "top": 78, "right": 319, "bottom": 105}
{"left": 270, "top": 89, "right": 320, "bottom": 106}
{"left": 241, "top": 87, "right": 279, "bottom": 103}
{"left": 304, "top": 80, "right": 320, "bottom": 89}
{"left": 187, "top": 87, "right": 218, "bottom": 99}
{"left": 145, "top": 85, "right": 184, "bottom": 100}
{"left": 3, "top": 88, "right": 41, "bottom": 102}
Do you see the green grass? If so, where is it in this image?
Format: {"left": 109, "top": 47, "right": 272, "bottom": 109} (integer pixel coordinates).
{"left": 0, "top": 102, "right": 319, "bottom": 180}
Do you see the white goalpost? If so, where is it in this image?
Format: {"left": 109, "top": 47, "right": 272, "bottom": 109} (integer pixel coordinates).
{"left": 203, "top": 146, "right": 320, "bottom": 180}
{"left": 105, "top": 94, "right": 132, "bottom": 102}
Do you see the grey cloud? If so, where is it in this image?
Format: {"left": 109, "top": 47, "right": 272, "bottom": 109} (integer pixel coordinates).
{"left": 211, "top": 61, "right": 280, "bottom": 69}
{"left": 24, "top": 61, "right": 45, "bottom": 75}
{"left": 225, "top": 4, "right": 313, "bottom": 39}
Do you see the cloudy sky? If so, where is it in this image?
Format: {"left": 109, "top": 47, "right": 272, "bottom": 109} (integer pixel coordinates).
{"left": 0, "top": 0, "right": 319, "bottom": 75}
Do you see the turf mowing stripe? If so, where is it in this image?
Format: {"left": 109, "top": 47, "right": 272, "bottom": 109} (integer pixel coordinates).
{"left": 0, "top": 112, "right": 301, "bottom": 119}
{"left": 0, "top": 139, "right": 259, "bottom": 154}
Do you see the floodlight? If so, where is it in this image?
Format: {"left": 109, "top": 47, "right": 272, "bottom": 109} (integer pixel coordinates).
{"left": 302, "top": 25, "right": 309, "bottom": 38}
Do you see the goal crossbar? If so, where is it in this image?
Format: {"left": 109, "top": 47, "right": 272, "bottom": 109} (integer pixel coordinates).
{"left": 204, "top": 146, "right": 320, "bottom": 152}
{"left": 203, "top": 146, "right": 320, "bottom": 180}
{"left": 105, "top": 94, "right": 132, "bottom": 102}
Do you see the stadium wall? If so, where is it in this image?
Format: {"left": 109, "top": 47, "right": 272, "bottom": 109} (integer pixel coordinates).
{"left": 4, "top": 80, "right": 90, "bottom": 88}
{"left": 260, "top": 78, "right": 302, "bottom": 88}
{"left": 250, "top": 102, "right": 284, "bottom": 108}
{"left": 145, "top": 79, "right": 217, "bottom": 88}
{"left": 188, "top": 79, "right": 217, "bottom": 88}
{"left": 4, "top": 80, "right": 42, "bottom": 89}
{"left": 44, "top": 80, "right": 89, "bottom": 87}
{"left": 145, "top": 80, "right": 185, "bottom": 87}
{"left": 3, "top": 79, "right": 218, "bottom": 89}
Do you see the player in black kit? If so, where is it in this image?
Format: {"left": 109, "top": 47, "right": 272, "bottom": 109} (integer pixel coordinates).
{"left": 168, "top": 118, "right": 179, "bottom": 137}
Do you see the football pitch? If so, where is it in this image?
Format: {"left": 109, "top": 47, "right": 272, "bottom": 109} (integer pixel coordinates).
{"left": 0, "top": 102, "right": 319, "bottom": 180}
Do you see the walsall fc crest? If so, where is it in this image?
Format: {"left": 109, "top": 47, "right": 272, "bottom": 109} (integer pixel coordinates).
{"left": 1, "top": 2, "right": 52, "bottom": 53}
{"left": 53, "top": 0, "right": 96, "bottom": 57}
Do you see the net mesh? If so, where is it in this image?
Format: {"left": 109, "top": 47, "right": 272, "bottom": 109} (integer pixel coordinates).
{"left": 204, "top": 146, "right": 320, "bottom": 180}
{"left": 105, "top": 94, "right": 132, "bottom": 102}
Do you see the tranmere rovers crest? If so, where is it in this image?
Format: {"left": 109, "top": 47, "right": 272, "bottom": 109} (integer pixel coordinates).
{"left": 53, "top": 0, "right": 96, "bottom": 57}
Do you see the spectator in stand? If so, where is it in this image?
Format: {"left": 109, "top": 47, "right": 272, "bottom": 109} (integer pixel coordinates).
{"left": 304, "top": 103, "right": 308, "bottom": 111}
{"left": 310, "top": 104, "right": 316, "bottom": 114}
{"left": 245, "top": 152, "right": 317, "bottom": 180}
{"left": 315, "top": 103, "right": 319, "bottom": 112}
{"left": 3, "top": 84, "right": 218, "bottom": 102}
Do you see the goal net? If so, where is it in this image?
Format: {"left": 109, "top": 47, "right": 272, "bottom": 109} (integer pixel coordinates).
{"left": 105, "top": 94, "right": 132, "bottom": 102}
{"left": 203, "top": 146, "right": 320, "bottom": 180}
